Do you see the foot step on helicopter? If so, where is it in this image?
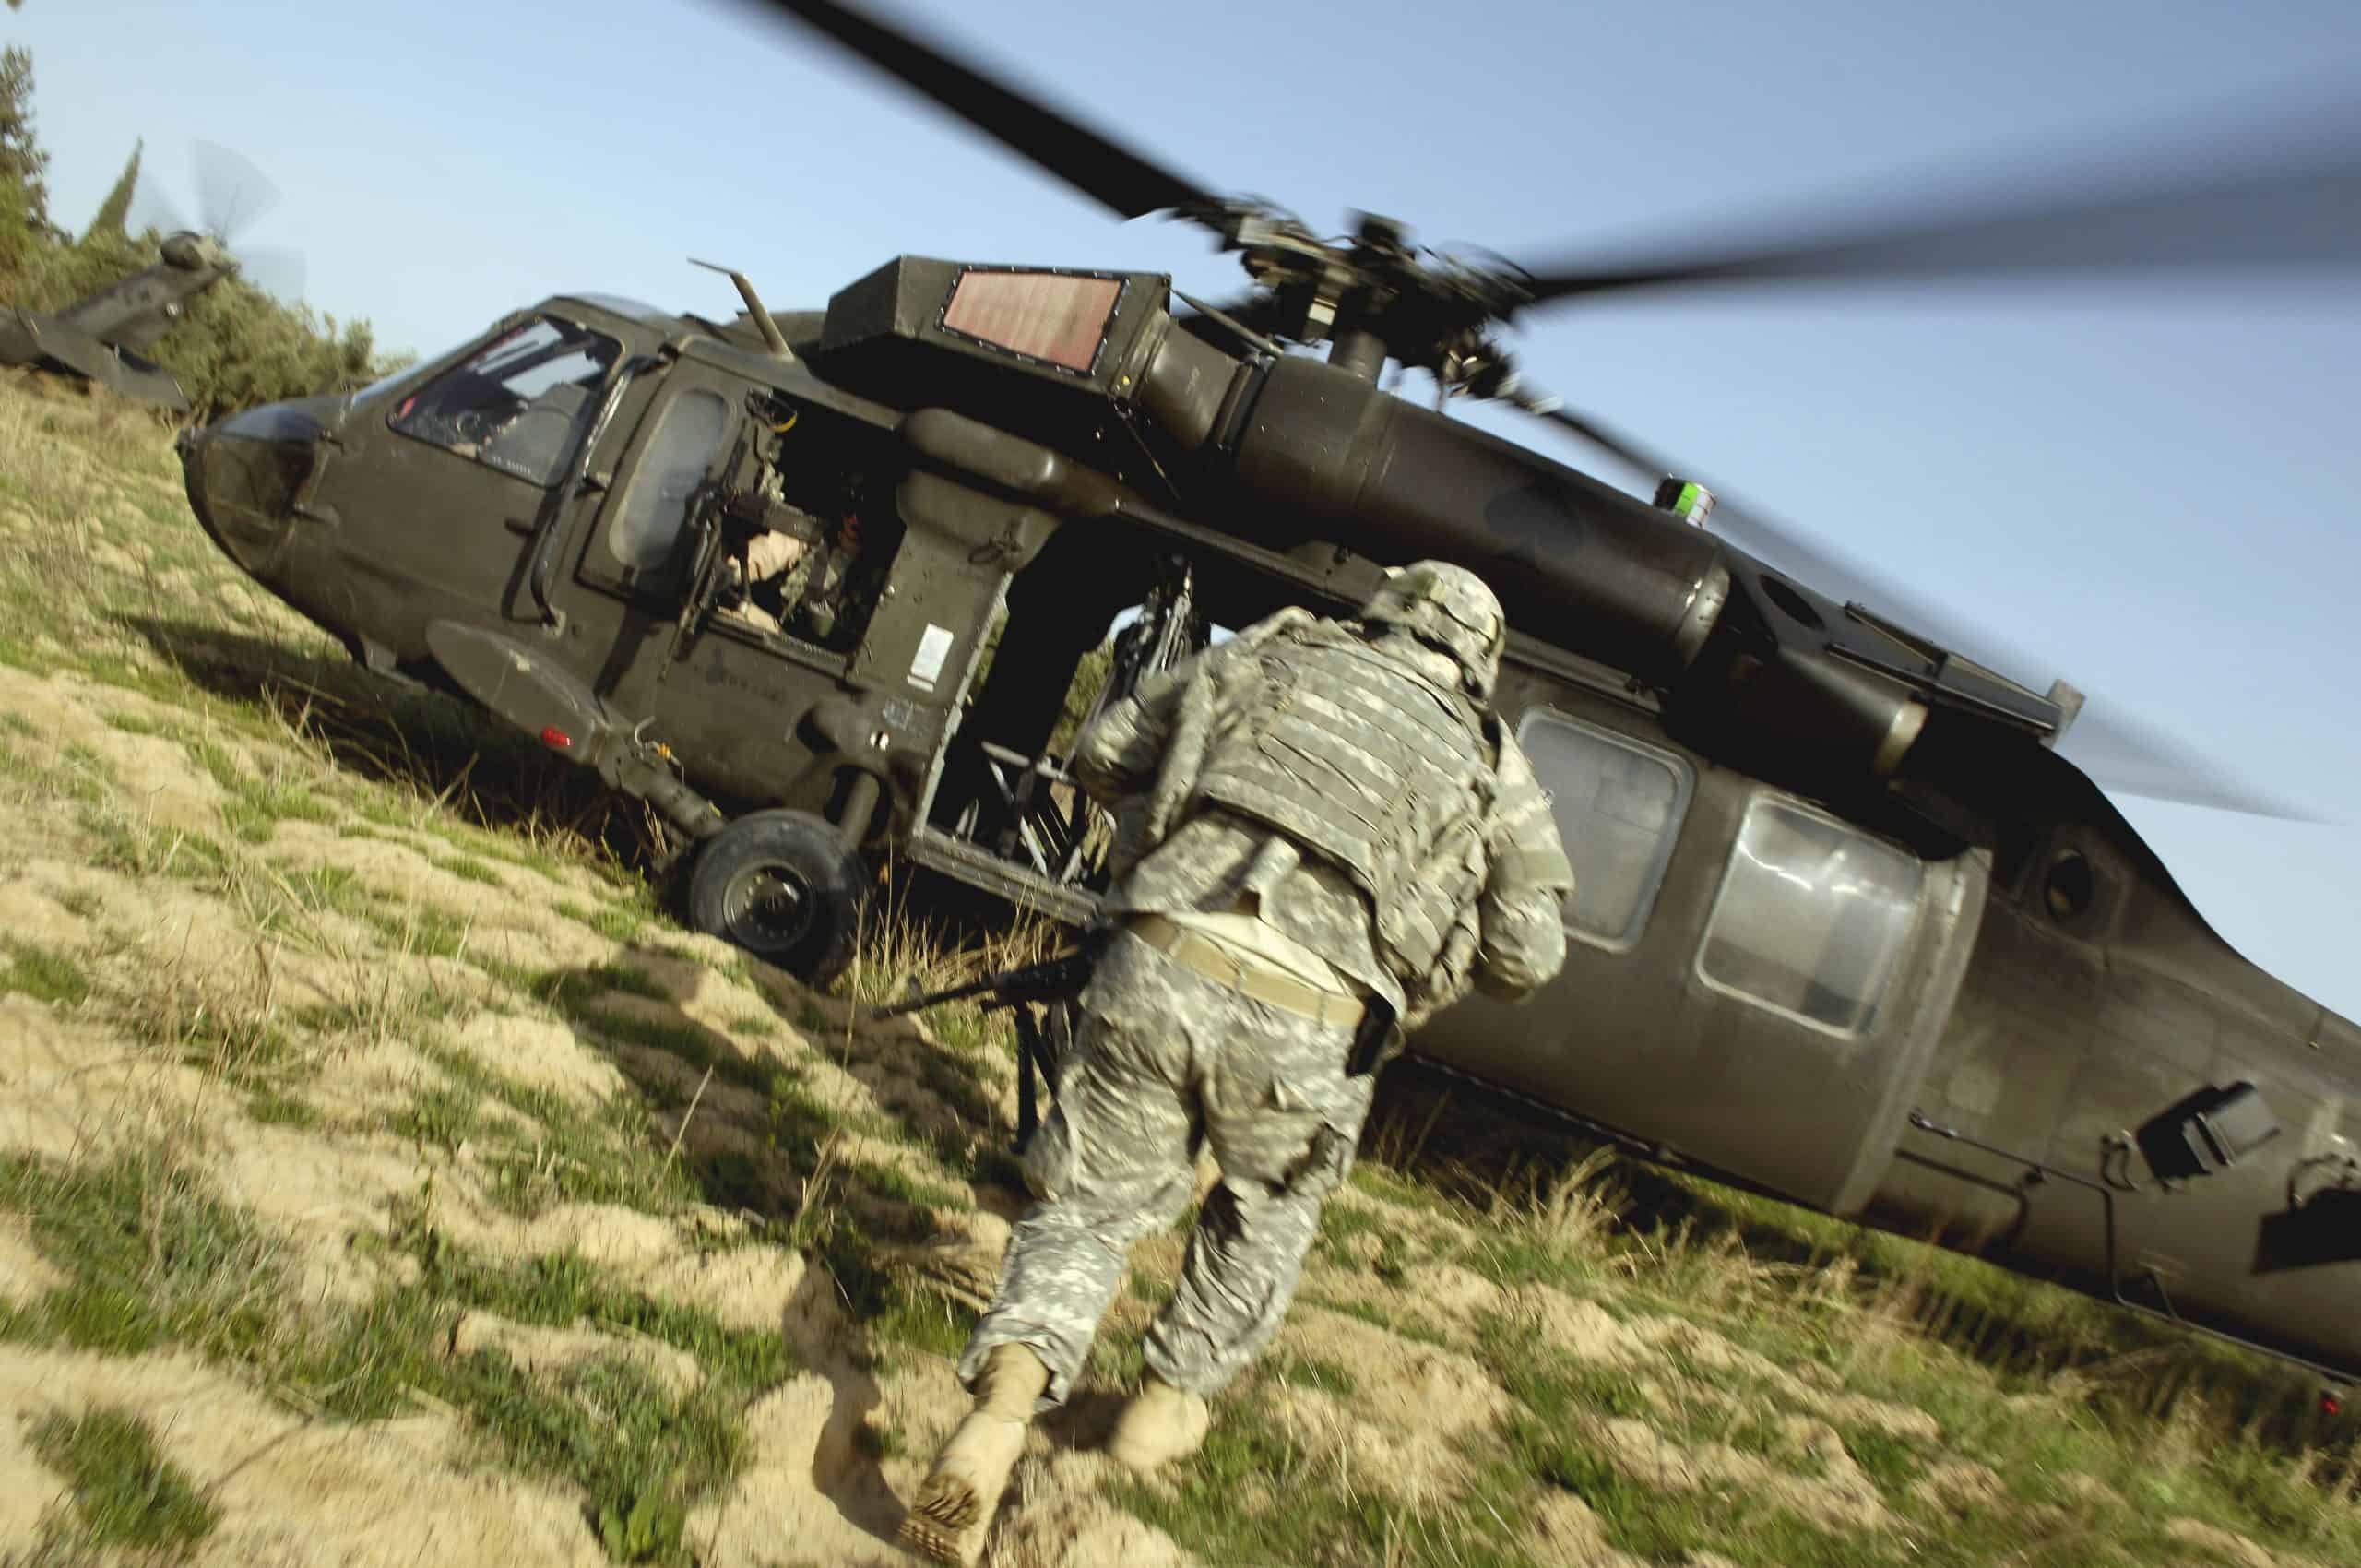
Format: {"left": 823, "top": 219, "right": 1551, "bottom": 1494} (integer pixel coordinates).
{"left": 173, "top": 0, "right": 2361, "bottom": 1384}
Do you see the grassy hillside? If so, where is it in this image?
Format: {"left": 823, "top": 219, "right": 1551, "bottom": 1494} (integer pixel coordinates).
{"left": 0, "top": 371, "right": 2355, "bottom": 1567}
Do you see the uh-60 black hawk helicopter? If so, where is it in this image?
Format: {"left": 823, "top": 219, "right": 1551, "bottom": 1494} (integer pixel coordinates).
{"left": 175, "top": 0, "right": 2361, "bottom": 1392}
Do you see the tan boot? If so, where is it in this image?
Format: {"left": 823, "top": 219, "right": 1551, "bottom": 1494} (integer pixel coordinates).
{"left": 1105, "top": 1372, "right": 1210, "bottom": 1475}
{"left": 899, "top": 1343, "right": 1050, "bottom": 1566}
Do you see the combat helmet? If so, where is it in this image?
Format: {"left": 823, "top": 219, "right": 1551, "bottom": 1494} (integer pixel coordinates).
{"left": 1358, "top": 561, "right": 1507, "bottom": 700}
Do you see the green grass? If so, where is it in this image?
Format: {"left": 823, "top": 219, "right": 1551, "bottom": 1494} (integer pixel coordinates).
{"left": 1, "top": 939, "right": 90, "bottom": 1006}
{"left": 416, "top": 1040, "right": 705, "bottom": 1218}
{"left": 873, "top": 1283, "right": 977, "bottom": 1361}
{"left": 725, "top": 1009, "right": 779, "bottom": 1040}
{"left": 1266, "top": 1349, "right": 1359, "bottom": 1398}
{"left": 246, "top": 1087, "right": 320, "bottom": 1127}
{"left": 28, "top": 1407, "right": 218, "bottom": 1556}
{"left": 79, "top": 807, "right": 229, "bottom": 885}
{"left": 0, "top": 1142, "right": 797, "bottom": 1568}
{"left": 394, "top": 1083, "right": 486, "bottom": 1153}
{"left": 1115, "top": 1398, "right": 1527, "bottom": 1568}
{"left": 314, "top": 1241, "right": 799, "bottom": 1567}
{"left": 548, "top": 962, "right": 670, "bottom": 1004}
{"left": 590, "top": 903, "right": 647, "bottom": 944}
{"left": 0, "top": 1151, "right": 281, "bottom": 1360}
{"left": 101, "top": 710, "right": 176, "bottom": 739}
{"left": 220, "top": 774, "right": 336, "bottom": 844}
{"left": 434, "top": 853, "right": 504, "bottom": 886}
{"left": 843, "top": 1158, "right": 964, "bottom": 1214}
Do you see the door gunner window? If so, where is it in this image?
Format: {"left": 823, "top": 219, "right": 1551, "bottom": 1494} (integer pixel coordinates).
{"left": 1517, "top": 711, "right": 1691, "bottom": 950}
{"left": 388, "top": 318, "right": 620, "bottom": 486}
{"left": 606, "top": 387, "right": 730, "bottom": 573}
{"left": 1699, "top": 794, "right": 1924, "bottom": 1036}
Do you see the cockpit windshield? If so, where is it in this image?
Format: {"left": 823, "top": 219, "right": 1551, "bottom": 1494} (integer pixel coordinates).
{"left": 386, "top": 317, "right": 623, "bottom": 487}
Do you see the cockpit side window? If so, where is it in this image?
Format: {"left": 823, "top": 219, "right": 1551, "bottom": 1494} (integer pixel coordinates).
{"left": 1516, "top": 710, "right": 1692, "bottom": 952}
{"left": 1698, "top": 793, "right": 1925, "bottom": 1036}
{"left": 387, "top": 318, "right": 621, "bottom": 487}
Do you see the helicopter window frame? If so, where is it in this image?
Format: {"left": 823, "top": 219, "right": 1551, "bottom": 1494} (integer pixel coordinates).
{"left": 384, "top": 315, "right": 623, "bottom": 488}
{"left": 1514, "top": 708, "right": 1694, "bottom": 955}
{"left": 1694, "top": 791, "right": 1928, "bottom": 1039}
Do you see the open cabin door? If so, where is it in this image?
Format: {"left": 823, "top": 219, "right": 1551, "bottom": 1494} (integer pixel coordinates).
{"left": 908, "top": 560, "right": 1208, "bottom": 923}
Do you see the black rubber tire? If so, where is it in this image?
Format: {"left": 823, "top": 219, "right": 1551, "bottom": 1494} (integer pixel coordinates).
{"left": 684, "top": 808, "right": 869, "bottom": 985}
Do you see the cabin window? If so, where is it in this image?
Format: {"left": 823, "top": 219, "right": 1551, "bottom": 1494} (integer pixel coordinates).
{"left": 387, "top": 317, "right": 619, "bottom": 486}
{"left": 1698, "top": 794, "right": 1924, "bottom": 1036}
{"left": 606, "top": 388, "right": 731, "bottom": 572}
{"left": 1516, "top": 711, "right": 1692, "bottom": 951}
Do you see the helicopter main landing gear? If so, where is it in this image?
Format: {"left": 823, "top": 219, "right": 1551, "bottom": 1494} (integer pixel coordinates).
{"left": 686, "top": 806, "right": 871, "bottom": 984}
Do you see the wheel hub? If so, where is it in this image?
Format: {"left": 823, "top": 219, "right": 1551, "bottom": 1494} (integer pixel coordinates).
{"left": 726, "top": 862, "right": 815, "bottom": 951}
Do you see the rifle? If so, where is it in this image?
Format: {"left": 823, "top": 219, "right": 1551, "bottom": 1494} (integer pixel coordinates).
{"left": 872, "top": 935, "right": 1106, "bottom": 1153}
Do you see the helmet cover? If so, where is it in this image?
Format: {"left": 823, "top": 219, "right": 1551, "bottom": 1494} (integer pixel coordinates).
{"left": 1358, "top": 561, "right": 1506, "bottom": 699}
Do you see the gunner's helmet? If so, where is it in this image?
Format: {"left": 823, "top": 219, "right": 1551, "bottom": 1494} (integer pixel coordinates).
{"left": 1358, "top": 561, "right": 1507, "bottom": 701}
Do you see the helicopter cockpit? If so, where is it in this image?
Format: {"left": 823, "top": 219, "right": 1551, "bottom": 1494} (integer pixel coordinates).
{"left": 387, "top": 316, "right": 621, "bottom": 487}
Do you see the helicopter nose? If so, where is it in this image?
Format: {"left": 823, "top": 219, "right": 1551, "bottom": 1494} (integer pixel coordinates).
{"left": 178, "top": 402, "right": 326, "bottom": 580}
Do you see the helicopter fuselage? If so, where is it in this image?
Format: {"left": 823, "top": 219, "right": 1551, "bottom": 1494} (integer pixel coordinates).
{"left": 176, "top": 263, "right": 2361, "bottom": 1386}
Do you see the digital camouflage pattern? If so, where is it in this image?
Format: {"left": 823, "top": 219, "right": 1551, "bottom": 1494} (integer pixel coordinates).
{"left": 1075, "top": 601, "right": 1571, "bottom": 1022}
{"left": 959, "top": 929, "right": 1374, "bottom": 1403}
{"left": 959, "top": 570, "right": 1571, "bottom": 1408}
{"left": 1355, "top": 560, "right": 1509, "bottom": 700}
{"left": 1188, "top": 627, "right": 1500, "bottom": 994}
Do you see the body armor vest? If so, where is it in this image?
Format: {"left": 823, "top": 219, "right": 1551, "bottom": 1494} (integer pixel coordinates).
{"left": 1192, "top": 628, "right": 1496, "bottom": 985}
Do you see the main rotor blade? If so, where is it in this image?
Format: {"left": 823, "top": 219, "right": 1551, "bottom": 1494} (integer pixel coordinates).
{"left": 191, "top": 140, "right": 280, "bottom": 246}
{"left": 1525, "top": 401, "right": 2313, "bottom": 819}
{"left": 1513, "top": 106, "right": 2361, "bottom": 305}
{"left": 749, "top": 0, "right": 1217, "bottom": 220}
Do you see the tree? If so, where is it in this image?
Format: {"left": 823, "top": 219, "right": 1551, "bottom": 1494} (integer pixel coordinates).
{"left": 84, "top": 137, "right": 140, "bottom": 240}
{"left": 0, "top": 44, "right": 46, "bottom": 228}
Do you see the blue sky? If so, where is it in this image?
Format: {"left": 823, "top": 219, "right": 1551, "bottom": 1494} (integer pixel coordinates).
{"left": 11, "top": 0, "right": 2360, "bottom": 1019}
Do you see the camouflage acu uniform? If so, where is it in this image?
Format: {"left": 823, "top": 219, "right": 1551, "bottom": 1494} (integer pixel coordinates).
{"left": 960, "top": 566, "right": 1572, "bottom": 1408}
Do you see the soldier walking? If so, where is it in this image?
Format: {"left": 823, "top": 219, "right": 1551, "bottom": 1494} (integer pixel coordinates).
{"left": 898, "top": 563, "right": 1573, "bottom": 1565}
